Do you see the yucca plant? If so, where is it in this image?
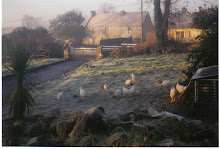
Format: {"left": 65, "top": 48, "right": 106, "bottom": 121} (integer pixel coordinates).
{"left": 3, "top": 37, "right": 37, "bottom": 119}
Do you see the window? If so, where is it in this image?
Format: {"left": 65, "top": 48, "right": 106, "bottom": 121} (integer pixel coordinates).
{"left": 128, "top": 27, "right": 132, "bottom": 33}
{"left": 176, "top": 31, "right": 184, "bottom": 40}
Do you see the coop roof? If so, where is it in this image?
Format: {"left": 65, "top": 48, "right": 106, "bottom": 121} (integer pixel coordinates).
{"left": 87, "top": 11, "right": 150, "bottom": 27}
{"left": 168, "top": 12, "right": 193, "bottom": 29}
{"left": 191, "top": 65, "right": 218, "bottom": 80}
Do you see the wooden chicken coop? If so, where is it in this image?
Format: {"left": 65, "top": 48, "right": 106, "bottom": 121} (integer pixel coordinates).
{"left": 182, "top": 65, "right": 218, "bottom": 110}
{"left": 180, "top": 65, "right": 218, "bottom": 121}
{"left": 191, "top": 65, "right": 218, "bottom": 106}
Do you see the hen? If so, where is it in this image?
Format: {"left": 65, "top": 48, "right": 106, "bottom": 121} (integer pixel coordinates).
{"left": 125, "top": 80, "right": 132, "bottom": 86}
{"left": 123, "top": 86, "right": 130, "bottom": 95}
{"left": 176, "top": 83, "right": 187, "bottom": 96}
{"left": 131, "top": 73, "right": 136, "bottom": 83}
{"left": 80, "top": 87, "right": 86, "bottom": 98}
{"left": 103, "top": 84, "right": 108, "bottom": 91}
{"left": 57, "top": 91, "right": 63, "bottom": 100}
{"left": 162, "top": 80, "right": 170, "bottom": 87}
{"left": 170, "top": 87, "right": 176, "bottom": 103}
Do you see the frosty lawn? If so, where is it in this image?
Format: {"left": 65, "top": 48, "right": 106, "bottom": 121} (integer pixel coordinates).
{"left": 2, "top": 58, "right": 65, "bottom": 77}
{"left": 32, "top": 54, "right": 191, "bottom": 118}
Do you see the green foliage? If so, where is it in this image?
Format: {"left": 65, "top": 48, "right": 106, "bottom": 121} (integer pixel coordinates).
{"left": 49, "top": 10, "right": 86, "bottom": 46}
{"left": 3, "top": 38, "right": 37, "bottom": 119}
{"left": 184, "top": 6, "right": 218, "bottom": 82}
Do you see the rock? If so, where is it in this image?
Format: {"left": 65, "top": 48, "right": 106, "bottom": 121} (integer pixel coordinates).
{"left": 39, "top": 116, "right": 56, "bottom": 132}
{"left": 186, "top": 120, "right": 206, "bottom": 131}
{"left": 111, "top": 127, "right": 126, "bottom": 134}
{"left": 26, "top": 136, "right": 46, "bottom": 146}
{"left": 143, "top": 122, "right": 158, "bottom": 130}
{"left": 131, "top": 123, "right": 148, "bottom": 136}
{"left": 111, "top": 121, "right": 134, "bottom": 132}
{"left": 118, "top": 111, "right": 134, "bottom": 121}
{"left": 146, "top": 131, "right": 157, "bottom": 139}
{"left": 25, "top": 123, "right": 42, "bottom": 137}
{"left": 193, "top": 129, "right": 214, "bottom": 141}
{"left": 48, "top": 138, "right": 64, "bottom": 146}
{"left": 79, "top": 136, "right": 91, "bottom": 147}
{"left": 49, "top": 119, "right": 61, "bottom": 137}
{"left": 56, "top": 119, "right": 76, "bottom": 139}
{"left": 51, "top": 108, "right": 60, "bottom": 117}
{"left": 159, "top": 139, "right": 174, "bottom": 147}
{"left": 105, "top": 132, "right": 127, "bottom": 147}
{"left": 135, "top": 113, "right": 149, "bottom": 120}
{"left": 26, "top": 137, "right": 40, "bottom": 146}
{"left": 129, "top": 114, "right": 135, "bottom": 121}
{"left": 200, "top": 139, "right": 212, "bottom": 147}
{"left": 139, "top": 108, "right": 149, "bottom": 114}
{"left": 69, "top": 107, "right": 108, "bottom": 137}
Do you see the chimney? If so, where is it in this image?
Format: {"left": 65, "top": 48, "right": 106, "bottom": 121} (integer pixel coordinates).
{"left": 90, "top": 11, "right": 96, "bottom": 18}
{"left": 182, "top": 7, "right": 187, "bottom": 13}
{"left": 120, "top": 11, "right": 126, "bottom": 16}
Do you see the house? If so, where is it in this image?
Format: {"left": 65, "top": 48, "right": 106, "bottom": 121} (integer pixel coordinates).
{"left": 83, "top": 11, "right": 154, "bottom": 45}
{"left": 168, "top": 7, "right": 203, "bottom": 42}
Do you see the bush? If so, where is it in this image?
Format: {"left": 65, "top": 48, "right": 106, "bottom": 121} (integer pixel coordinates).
{"left": 3, "top": 37, "right": 37, "bottom": 119}
{"left": 44, "top": 42, "right": 63, "bottom": 58}
{"left": 133, "top": 28, "right": 156, "bottom": 54}
{"left": 184, "top": 6, "right": 218, "bottom": 82}
{"left": 164, "top": 39, "right": 190, "bottom": 53}
{"left": 109, "top": 46, "right": 134, "bottom": 58}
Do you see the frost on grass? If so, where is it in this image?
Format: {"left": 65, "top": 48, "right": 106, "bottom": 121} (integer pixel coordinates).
{"left": 2, "top": 58, "right": 65, "bottom": 76}
{"left": 32, "top": 54, "right": 191, "bottom": 117}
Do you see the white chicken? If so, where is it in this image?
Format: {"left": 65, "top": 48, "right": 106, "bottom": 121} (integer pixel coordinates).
{"left": 162, "top": 80, "right": 170, "bottom": 87}
{"left": 170, "top": 87, "right": 176, "bottom": 103}
{"left": 130, "top": 86, "right": 135, "bottom": 94}
{"left": 125, "top": 80, "right": 132, "bottom": 86}
{"left": 80, "top": 87, "right": 86, "bottom": 98}
{"left": 103, "top": 84, "right": 108, "bottom": 91}
{"left": 115, "top": 89, "right": 122, "bottom": 97}
{"left": 131, "top": 73, "right": 136, "bottom": 83}
{"left": 123, "top": 86, "right": 130, "bottom": 95}
{"left": 176, "top": 83, "right": 187, "bottom": 96}
{"left": 57, "top": 91, "right": 63, "bottom": 100}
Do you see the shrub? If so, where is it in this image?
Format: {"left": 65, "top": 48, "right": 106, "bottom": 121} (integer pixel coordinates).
{"left": 184, "top": 6, "right": 218, "bottom": 82}
{"left": 109, "top": 46, "right": 134, "bottom": 58}
{"left": 3, "top": 37, "right": 37, "bottom": 119}
{"left": 164, "top": 39, "right": 190, "bottom": 53}
{"left": 133, "top": 28, "right": 156, "bottom": 54}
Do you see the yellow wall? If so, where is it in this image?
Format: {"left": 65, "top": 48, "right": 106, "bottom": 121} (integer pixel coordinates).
{"left": 168, "top": 28, "right": 203, "bottom": 42}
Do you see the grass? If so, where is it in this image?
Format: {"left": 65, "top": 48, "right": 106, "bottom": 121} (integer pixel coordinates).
{"left": 2, "top": 58, "right": 65, "bottom": 77}
{"left": 30, "top": 53, "right": 191, "bottom": 118}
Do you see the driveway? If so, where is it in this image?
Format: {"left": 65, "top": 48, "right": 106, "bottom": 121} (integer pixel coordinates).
{"left": 2, "top": 60, "right": 88, "bottom": 117}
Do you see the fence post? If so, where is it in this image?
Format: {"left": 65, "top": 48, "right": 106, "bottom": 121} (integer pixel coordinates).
{"left": 96, "top": 46, "right": 102, "bottom": 59}
{"left": 64, "top": 48, "right": 70, "bottom": 59}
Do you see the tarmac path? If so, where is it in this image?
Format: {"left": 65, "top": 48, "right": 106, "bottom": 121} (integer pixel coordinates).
{"left": 2, "top": 60, "right": 88, "bottom": 117}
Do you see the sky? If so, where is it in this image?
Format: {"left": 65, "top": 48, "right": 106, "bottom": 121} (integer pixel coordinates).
{"left": 2, "top": 0, "right": 219, "bottom": 28}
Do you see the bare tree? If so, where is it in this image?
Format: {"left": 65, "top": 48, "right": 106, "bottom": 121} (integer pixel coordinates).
{"left": 22, "top": 15, "right": 46, "bottom": 29}
{"left": 98, "top": 2, "right": 116, "bottom": 13}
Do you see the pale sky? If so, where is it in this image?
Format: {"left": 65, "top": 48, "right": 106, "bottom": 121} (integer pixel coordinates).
{"left": 2, "top": 0, "right": 219, "bottom": 28}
